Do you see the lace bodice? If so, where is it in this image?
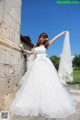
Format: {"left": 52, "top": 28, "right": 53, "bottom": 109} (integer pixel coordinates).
{"left": 33, "top": 45, "right": 47, "bottom": 59}
{"left": 33, "top": 45, "right": 47, "bottom": 55}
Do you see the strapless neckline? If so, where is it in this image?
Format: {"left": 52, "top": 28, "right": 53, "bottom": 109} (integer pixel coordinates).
{"left": 35, "top": 45, "right": 46, "bottom": 49}
{"left": 33, "top": 45, "right": 47, "bottom": 55}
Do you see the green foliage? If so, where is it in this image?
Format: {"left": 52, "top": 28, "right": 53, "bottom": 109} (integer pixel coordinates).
{"left": 67, "top": 70, "right": 80, "bottom": 84}
{"left": 50, "top": 55, "right": 60, "bottom": 70}
{"left": 50, "top": 55, "right": 80, "bottom": 84}
{"left": 72, "top": 54, "right": 80, "bottom": 70}
{"left": 73, "top": 70, "right": 80, "bottom": 83}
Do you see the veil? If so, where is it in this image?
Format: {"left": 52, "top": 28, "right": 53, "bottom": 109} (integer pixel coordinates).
{"left": 58, "top": 31, "right": 73, "bottom": 85}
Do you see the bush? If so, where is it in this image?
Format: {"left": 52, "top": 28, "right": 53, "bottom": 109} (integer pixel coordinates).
{"left": 50, "top": 56, "right": 60, "bottom": 70}
{"left": 73, "top": 54, "right": 80, "bottom": 70}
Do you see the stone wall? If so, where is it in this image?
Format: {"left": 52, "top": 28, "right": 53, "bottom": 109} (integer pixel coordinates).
{"left": 0, "top": 0, "right": 21, "bottom": 43}
{"left": 0, "top": 0, "right": 33, "bottom": 111}
{"left": 0, "top": 43, "right": 26, "bottom": 111}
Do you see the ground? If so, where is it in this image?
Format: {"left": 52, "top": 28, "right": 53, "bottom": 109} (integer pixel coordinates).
{"left": 9, "top": 84, "right": 80, "bottom": 120}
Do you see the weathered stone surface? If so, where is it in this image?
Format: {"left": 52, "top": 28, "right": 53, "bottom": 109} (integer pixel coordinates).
{"left": 0, "top": 95, "right": 5, "bottom": 111}
{"left": 0, "top": 78, "right": 5, "bottom": 96}
{"left": 14, "top": 75, "right": 23, "bottom": 89}
{"left": 3, "top": 12, "right": 19, "bottom": 32}
{"left": 4, "top": 76, "right": 15, "bottom": 95}
{"left": 0, "top": 40, "right": 31, "bottom": 111}
{"left": 2, "top": 64, "right": 15, "bottom": 77}
{"left": 2, "top": 23, "right": 11, "bottom": 40}
{"left": 0, "top": 64, "right": 2, "bottom": 77}
{"left": 0, "top": 0, "right": 3, "bottom": 35}
{"left": 0, "top": 0, "right": 26, "bottom": 112}
{"left": 2, "top": 23, "right": 20, "bottom": 44}
{"left": 0, "top": 0, "right": 21, "bottom": 43}
{"left": 4, "top": 0, "right": 21, "bottom": 22}
{"left": 17, "top": 0, "right": 22, "bottom": 6}
{"left": 0, "top": 48, "right": 6, "bottom": 64}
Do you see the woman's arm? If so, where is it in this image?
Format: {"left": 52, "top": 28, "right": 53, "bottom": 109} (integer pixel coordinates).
{"left": 20, "top": 45, "right": 36, "bottom": 55}
{"left": 48, "top": 31, "right": 66, "bottom": 47}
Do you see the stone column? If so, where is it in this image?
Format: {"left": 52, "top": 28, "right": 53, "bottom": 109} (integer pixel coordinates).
{"left": 0, "top": 0, "right": 26, "bottom": 111}
{"left": 0, "top": 0, "right": 21, "bottom": 44}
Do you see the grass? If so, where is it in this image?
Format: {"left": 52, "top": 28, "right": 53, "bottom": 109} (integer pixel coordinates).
{"left": 67, "top": 70, "right": 80, "bottom": 84}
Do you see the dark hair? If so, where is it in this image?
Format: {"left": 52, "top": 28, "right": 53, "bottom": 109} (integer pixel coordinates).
{"left": 35, "top": 32, "right": 49, "bottom": 49}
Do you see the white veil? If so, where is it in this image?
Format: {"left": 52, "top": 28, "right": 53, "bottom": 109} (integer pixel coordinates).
{"left": 58, "top": 31, "right": 73, "bottom": 85}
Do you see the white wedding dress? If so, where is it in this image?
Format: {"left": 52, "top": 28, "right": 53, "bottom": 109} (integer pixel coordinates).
{"left": 9, "top": 45, "right": 77, "bottom": 118}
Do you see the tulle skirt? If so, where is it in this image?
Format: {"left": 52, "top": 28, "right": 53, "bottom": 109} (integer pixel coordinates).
{"left": 9, "top": 55, "right": 77, "bottom": 118}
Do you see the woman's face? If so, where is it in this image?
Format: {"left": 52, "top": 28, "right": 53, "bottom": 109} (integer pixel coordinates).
{"left": 39, "top": 36, "right": 45, "bottom": 43}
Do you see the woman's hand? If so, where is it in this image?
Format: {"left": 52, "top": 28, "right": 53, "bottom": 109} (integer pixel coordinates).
{"left": 19, "top": 44, "right": 24, "bottom": 52}
{"left": 61, "top": 31, "right": 67, "bottom": 35}
{"left": 19, "top": 44, "right": 34, "bottom": 55}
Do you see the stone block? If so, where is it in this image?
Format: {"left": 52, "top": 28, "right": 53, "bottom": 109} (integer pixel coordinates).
{"left": 2, "top": 23, "right": 20, "bottom": 44}
{"left": 9, "top": 52, "right": 20, "bottom": 65}
{"left": 4, "top": 76, "right": 15, "bottom": 95}
{"left": 17, "top": 0, "right": 22, "bottom": 6}
{"left": 0, "top": 27, "right": 1, "bottom": 35}
{"left": 20, "top": 62, "right": 27, "bottom": 76}
{"left": 9, "top": 28, "right": 17, "bottom": 43}
{"left": 0, "top": 0, "right": 3, "bottom": 22}
{"left": 0, "top": 64, "right": 3, "bottom": 77}
{"left": 2, "top": 23, "right": 11, "bottom": 39}
{"left": 0, "top": 95, "right": 5, "bottom": 111}
{"left": 16, "top": 23, "right": 20, "bottom": 34}
{"left": 3, "top": 10, "right": 20, "bottom": 34}
{"left": 0, "top": 0, "right": 21, "bottom": 36}
{"left": 0, "top": 48, "right": 6, "bottom": 64}
{"left": 14, "top": 75, "right": 21, "bottom": 89}
{"left": 2, "top": 64, "right": 15, "bottom": 77}
{"left": 5, "top": 50, "right": 11, "bottom": 64}
{"left": 0, "top": 0, "right": 3, "bottom": 35}
{"left": 14, "top": 63, "right": 25, "bottom": 76}
{"left": 14, "top": 32, "right": 20, "bottom": 44}
{"left": 4, "top": 0, "right": 21, "bottom": 24}
{"left": 0, "top": 78, "right": 5, "bottom": 96}
{"left": 14, "top": 64, "right": 19, "bottom": 76}
{"left": 4, "top": 93, "right": 15, "bottom": 111}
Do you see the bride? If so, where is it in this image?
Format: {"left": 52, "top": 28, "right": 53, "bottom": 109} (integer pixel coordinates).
{"left": 9, "top": 31, "right": 77, "bottom": 118}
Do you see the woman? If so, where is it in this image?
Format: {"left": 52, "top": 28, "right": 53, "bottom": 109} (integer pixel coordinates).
{"left": 9, "top": 31, "right": 77, "bottom": 118}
